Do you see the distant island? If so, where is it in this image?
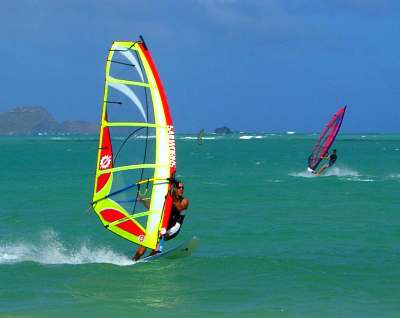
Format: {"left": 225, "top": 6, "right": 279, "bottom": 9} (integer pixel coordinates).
{"left": 0, "top": 106, "right": 98, "bottom": 135}
{"left": 214, "top": 126, "right": 233, "bottom": 134}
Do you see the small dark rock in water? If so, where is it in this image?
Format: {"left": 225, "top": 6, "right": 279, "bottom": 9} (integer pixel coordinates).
{"left": 214, "top": 126, "right": 232, "bottom": 134}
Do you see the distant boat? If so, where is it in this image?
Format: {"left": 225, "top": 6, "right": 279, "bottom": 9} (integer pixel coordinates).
{"left": 307, "top": 105, "right": 347, "bottom": 172}
{"left": 286, "top": 131, "right": 296, "bottom": 135}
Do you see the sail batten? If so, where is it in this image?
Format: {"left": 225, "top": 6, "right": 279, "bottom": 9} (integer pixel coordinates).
{"left": 108, "top": 76, "right": 151, "bottom": 88}
{"left": 97, "top": 163, "right": 169, "bottom": 175}
{"left": 92, "top": 38, "right": 176, "bottom": 249}
{"left": 104, "top": 122, "right": 165, "bottom": 128}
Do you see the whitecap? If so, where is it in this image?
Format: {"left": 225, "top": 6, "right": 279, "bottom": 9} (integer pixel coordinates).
{"left": 321, "top": 166, "right": 360, "bottom": 177}
{"left": 289, "top": 170, "right": 316, "bottom": 178}
{"left": 345, "top": 178, "right": 375, "bottom": 182}
{"left": 290, "top": 166, "right": 360, "bottom": 178}
{"left": 0, "top": 230, "right": 133, "bottom": 266}
{"left": 239, "top": 135, "right": 264, "bottom": 140}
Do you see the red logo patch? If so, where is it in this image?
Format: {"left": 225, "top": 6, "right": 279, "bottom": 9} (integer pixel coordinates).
{"left": 100, "top": 155, "right": 112, "bottom": 169}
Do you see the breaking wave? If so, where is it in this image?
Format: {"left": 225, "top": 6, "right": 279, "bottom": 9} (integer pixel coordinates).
{"left": 0, "top": 230, "right": 133, "bottom": 266}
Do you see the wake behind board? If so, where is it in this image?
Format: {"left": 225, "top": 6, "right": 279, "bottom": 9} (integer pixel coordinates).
{"left": 137, "top": 236, "right": 200, "bottom": 263}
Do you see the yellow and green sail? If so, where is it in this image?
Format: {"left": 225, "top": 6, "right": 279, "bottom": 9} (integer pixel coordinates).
{"left": 91, "top": 37, "right": 176, "bottom": 249}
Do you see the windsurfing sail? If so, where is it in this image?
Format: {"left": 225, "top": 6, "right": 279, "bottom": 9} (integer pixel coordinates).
{"left": 91, "top": 36, "right": 177, "bottom": 250}
{"left": 197, "top": 128, "right": 205, "bottom": 145}
{"left": 308, "top": 105, "right": 347, "bottom": 171}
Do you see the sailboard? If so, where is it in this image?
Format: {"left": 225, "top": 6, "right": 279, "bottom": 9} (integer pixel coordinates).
{"left": 137, "top": 236, "right": 200, "bottom": 263}
{"left": 90, "top": 36, "right": 177, "bottom": 251}
{"left": 307, "top": 105, "right": 347, "bottom": 172}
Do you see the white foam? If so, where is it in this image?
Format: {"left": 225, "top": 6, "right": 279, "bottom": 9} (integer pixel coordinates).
{"left": 345, "top": 177, "right": 375, "bottom": 182}
{"left": 289, "top": 170, "right": 316, "bottom": 178}
{"left": 136, "top": 135, "right": 156, "bottom": 139}
{"left": 320, "top": 166, "right": 377, "bottom": 181}
{"left": 176, "top": 136, "right": 216, "bottom": 140}
{"left": 290, "top": 166, "right": 360, "bottom": 178}
{"left": 239, "top": 135, "right": 264, "bottom": 140}
{"left": 322, "top": 166, "right": 360, "bottom": 177}
{"left": 0, "top": 230, "right": 134, "bottom": 266}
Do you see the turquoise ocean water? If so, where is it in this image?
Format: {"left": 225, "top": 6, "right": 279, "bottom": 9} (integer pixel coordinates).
{"left": 1, "top": 133, "right": 400, "bottom": 317}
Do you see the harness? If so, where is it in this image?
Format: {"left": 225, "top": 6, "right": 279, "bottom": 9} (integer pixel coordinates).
{"left": 168, "top": 196, "right": 186, "bottom": 229}
{"left": 329, "top": 153, "right": 337, "bottom": 166}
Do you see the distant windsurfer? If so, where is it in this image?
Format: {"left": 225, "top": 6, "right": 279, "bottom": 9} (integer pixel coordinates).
{"left": 133, "top": 180, "right": 189, "bottom": 261}
{"left": 315, "top": 149, "right": 337, "bottom": 176}
{"left": 197, "top": 129, "right": 205, "bottom": 145}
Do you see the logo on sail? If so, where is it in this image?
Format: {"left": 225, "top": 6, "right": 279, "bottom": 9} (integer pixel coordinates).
{"left": 168, "top": 125, "right": 176, "bottom": 168}
{"left": 100, "top": 155, "right": 112, "bottom": 170}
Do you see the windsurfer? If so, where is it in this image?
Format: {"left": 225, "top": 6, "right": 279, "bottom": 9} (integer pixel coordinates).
{"left": 316, "top": 149, "right": 337, "bottom": 176}
{"left": 133, "top": 180, "right": 189, "bottom": 261}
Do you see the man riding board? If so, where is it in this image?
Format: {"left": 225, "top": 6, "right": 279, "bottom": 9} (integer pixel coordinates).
{"left": 315, "top": 149, "right": 338, "bottom": 176}
{"left": 133, "top": 180, "right": 189, "bottom": 261}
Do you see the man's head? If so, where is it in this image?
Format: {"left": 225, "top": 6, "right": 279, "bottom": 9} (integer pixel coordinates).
{"left": 332, "top": 149, "right": 337, "bottom": 154}
{"left": 172, "top": 179, "right": 184, "bottom": 196}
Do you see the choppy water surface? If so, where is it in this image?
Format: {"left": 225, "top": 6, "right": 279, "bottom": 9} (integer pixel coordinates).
{"left": 1, "top": 134, "right": 400, "bottom": 317}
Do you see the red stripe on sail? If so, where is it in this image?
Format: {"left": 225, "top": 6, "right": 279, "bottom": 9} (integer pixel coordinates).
{"left": 96, "top": 173, "right": 111, "bottom": 193}
{"left": 96, "top": 125, "right": 113, "bottom": 192}
{"left": 139, "top": 43, "right": 173, "bottom": 125}
{"left": 101, "top": 209, "right": 145, "bottom": 237}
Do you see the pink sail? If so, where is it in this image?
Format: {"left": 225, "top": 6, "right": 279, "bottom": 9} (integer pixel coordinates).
{"left": 308, "top": 106, "right": 347, "bottom": 171}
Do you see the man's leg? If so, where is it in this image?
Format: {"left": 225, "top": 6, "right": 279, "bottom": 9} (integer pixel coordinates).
{"left": 133, "top": 246, "right": 146, "bottom": 261}
{"left": 316, "top": 164, "right": 328, "bottom": 176}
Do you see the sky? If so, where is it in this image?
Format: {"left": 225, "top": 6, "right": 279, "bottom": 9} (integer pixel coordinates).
{"left": 1, "top": 0, "right": 399, "bottom": 133}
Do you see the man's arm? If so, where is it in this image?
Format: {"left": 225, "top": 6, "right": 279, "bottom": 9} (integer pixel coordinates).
{"left": 138, "top": 196, "right": 151, "bottom": 209}
{"left": 173, "top": 198, "right": 189, "bottom": 212}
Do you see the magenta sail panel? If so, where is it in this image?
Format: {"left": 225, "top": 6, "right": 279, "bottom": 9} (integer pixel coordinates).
{"left": 308, "top": 106, "right": 347, "bottom": 171}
